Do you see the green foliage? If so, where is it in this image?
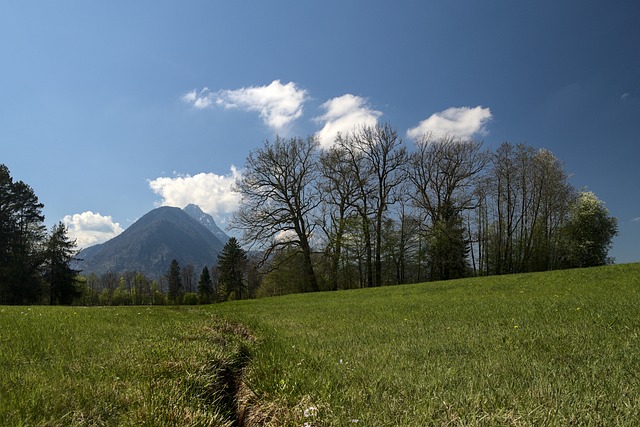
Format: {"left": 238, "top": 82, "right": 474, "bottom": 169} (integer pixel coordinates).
{"left": 562, "top": 191, "right": 618, "bottom": 267}
{"left": 217, "top": 237, "right": 247, "bottom": 301}
{"left": 427, "top": 213, "right": 470, "bottom": 281}
{"left": 197, "top": 265, "right": 214, "bottom": 303}
{"left": 0, "top": 164, "right": 47, "bottom": 304}
{"left": 182, "top": 292, "right": 199, "bottom": 305}
{"left": 44, "top": 222, "right": 81, "bottom": 305}
{"left": 167, "top": 259, "right": 183, "bottom": 303}
{"left": 256, "top": 249, "right": 312, "bottom": 298}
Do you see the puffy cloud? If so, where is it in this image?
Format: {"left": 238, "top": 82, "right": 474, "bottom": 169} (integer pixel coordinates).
{"left": 314, "top": 94, "right": 382, "bottom": 148}
{"left": 62, "top": 211, "right": 124, "bottom": 248}
{"left": 407, "top": 106, "right": 492, "bottom": 140}
{"left": 148, "top": 167, "right": 241, "bottom": 222}
{"left": 183, "top": 80, "right": 308, "bottom": 132}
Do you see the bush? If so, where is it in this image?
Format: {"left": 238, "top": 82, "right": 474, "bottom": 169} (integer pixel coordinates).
{"left": 182, "top": 292, "right": 199, "bottom": 305}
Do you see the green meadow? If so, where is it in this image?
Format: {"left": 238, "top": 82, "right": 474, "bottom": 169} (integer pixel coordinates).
{"left": 2, "top": 264, "right": 640, "bottom": 426}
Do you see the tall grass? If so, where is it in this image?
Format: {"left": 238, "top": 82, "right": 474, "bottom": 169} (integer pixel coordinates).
{"left": 0, "top": 306, "right": 252, "bottom": 426}
{"left": 214, "top": 263, "right": 640, "bottom": 425}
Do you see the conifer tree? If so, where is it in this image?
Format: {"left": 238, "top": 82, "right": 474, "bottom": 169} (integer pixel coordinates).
{"left": 217, "top": 237, "right": 247, "bottom": 300}
{"left": 0, "top": 164, "right": 47, "bottom": 304}
{"left": 167, "top": 259, "right": 183, "bottom": 303}
{"left": 197, "top": 265, "right": 214, "bottom": 303}
{"left": 45, "top": 222, "right": 81, "bottom": 305}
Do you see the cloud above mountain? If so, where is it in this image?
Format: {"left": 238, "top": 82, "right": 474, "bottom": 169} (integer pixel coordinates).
{"left": 407, "top": 106, "right": 492, "bottom": 140}
{"left": 63, "top": 211, "right": 124, "bottom": 248}
{"left": 148, "top": 167, "right": 241, "bottom": 223}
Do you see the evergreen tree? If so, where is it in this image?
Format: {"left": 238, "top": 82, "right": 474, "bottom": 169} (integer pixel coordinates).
{"left": 0, "top": 165, "right": 47, "bottom": 304}
{"left": 427, "top": 214, "right": 470, "bottom": 281}
{"left": 167, "top": 259, "right": 183, "bottom": 303}
{"left": 217, "top": 237, "right": 247, "bottom": 300}
{"left": 45, "top": 222, "right": 81, "bottom": 305}
{"left": 197, "top": 265, "right": 214, "bottom": 303}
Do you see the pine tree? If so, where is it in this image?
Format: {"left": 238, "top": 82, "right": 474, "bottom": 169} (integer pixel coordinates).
{"left": 0, "top": 165, "right": 47, "bottom": 304}
{"left": 197, "top": 265, "right": 214, "bottom": 303}
{"left": 45, "top": 222, "right": 81, "bottom": 305}
{"left": 167, "top": 259, "right": 183, "bottom": 303}
{"left": 217, "top": 237, "right": 247, "bottom": 300}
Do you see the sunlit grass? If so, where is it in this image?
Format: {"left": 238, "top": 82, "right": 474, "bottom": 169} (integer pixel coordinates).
{"left": 2, "top": 264, "right": 640, "bottom": 425}
{"left": 214, "top": 263, "right": 640, "bottom": 425}
{"left": 0, "top": 306, "right": 251, "bottom": 426}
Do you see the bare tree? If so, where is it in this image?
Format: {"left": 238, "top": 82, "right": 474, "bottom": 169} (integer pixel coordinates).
{"left": 407, "top": 133, "right": 489, "bottom": 280}
{"left": 318, "top": 142, "right": 359, "bottom": 290}
{"left": 181, "top": 263, "right": 195, "bottom": 293}
{"left": 231, "top": 136, "right": 321, "bottom": 292}
{"left": 480, "top": 142, "right": 576, "bottom": 274}
{"left": 336, "top": 123, "right": 407, "bottom": 287}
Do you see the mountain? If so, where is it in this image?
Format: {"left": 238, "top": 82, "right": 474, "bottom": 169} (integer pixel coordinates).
{"left": 77, "top": 206, "right": 226, "bottom": 278}
{"left": 182, "top": 204, "right": 230, "bottom": 244}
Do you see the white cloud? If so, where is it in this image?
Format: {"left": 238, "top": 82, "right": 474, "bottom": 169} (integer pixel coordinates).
{"left": 183, "top": 80, "right": 308, "bottom": 132}
{"left": 181, "top": 88, "right": 214, "bottom": 109}
{"left": 148, "top": 167, "right": 241, "bottom": 222}
{"left": 632, "top": 217, "right": 640, "bottom": 223}
{"left": 407, "top": 106, "right": 492, "bottom": 140}
{"left": 63, "top": 211, "right": 124, "bottom": 248}
{"left": 621, "top": 92, "right": 631, "bottom": 101}
{"left": 314, "top": 94, "right": 382, "bottom": 148}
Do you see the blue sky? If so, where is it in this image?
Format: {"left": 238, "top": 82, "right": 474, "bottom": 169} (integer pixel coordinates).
{"left": 2, "top": 1, "right": 639, "bottom": 262}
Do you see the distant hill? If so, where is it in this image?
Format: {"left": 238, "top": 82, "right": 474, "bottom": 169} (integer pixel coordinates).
{"left": 77, "top": 206, "right": 226, "bottom": 278}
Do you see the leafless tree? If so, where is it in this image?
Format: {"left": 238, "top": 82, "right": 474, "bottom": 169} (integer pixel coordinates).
{"left": 406, "top": 133, "right": 489, "bottom": 279}
{"left": 335, "top": 123, "right": 408, "bottom": 287}
{"left": 231, "top": 136, "right": 321, "bottom": 292}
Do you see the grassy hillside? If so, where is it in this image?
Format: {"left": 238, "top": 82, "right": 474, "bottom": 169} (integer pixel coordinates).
{"left": 215, "top": 263, "right": 640, "bottom": 425}
{"left": 2, "top": 264, "right": 640, "bottom": 426}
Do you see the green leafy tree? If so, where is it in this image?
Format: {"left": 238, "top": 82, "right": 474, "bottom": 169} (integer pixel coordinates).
{"left": 217, "top": 237, "right": 247, "bottom": 300}
{"left": 167, "top": 259, "right": 183, "bottom": 303}
{"left": 197, "top": 265, "right": 214, "bottom": 303}
{"left": 562, "top": 191, "right": 618, "bottom": 268}
{"left": 44, "top": 222, "right": 81, "bottom": 305}
{"left": 256, "top": 248, "right": 308, "bottom": 298}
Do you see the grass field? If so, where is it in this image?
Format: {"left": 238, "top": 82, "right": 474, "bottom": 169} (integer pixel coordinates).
{"left": 2, "top": 263, "right": 640, "bottom": 426}
{"left": 0, "top": 306, "right": 253, "bottom": 426}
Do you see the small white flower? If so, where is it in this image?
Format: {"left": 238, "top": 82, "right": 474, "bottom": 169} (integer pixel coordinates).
{"left": 304, "top": 406, "right": 318, "bottom": 418}
{"left": 351, "top": 420, "right": 360, "bottom": 423}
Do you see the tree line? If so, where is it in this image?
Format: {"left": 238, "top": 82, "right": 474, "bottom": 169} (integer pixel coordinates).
{"left": 55, "top": 237, "right": 254, "bottom": 306}
{"left": 231, "top": 124, "right": 618, "bottom": 296}
{"left": 0, "top": 165, "right": 80, "bottom": 304}
{"left": 1, "top": 162, "right": 259, "bottom": 306}
{"left": 1, "top": 122, "right": 618, "bottom": 304}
